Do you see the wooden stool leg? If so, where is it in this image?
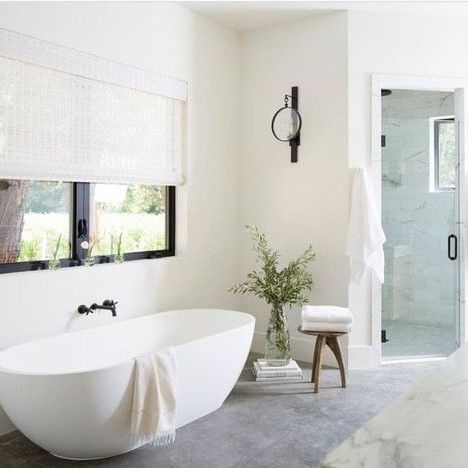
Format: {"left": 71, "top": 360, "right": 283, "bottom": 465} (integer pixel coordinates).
{"left": 313, "top": 335, "right": 324, "bottom": 393}
{"left": 311, "top": 334, "right": 321, "bottom": 383}
{"left": 326, "top": 336, "right": 346, "bottom": 388}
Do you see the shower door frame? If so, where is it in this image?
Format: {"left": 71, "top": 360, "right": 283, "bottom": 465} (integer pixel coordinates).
{"left": 371, "top": 74, "right": 468, "bottom": 364}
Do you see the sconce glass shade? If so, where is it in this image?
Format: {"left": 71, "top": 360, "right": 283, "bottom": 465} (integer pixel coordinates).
{"left": 271, "top": 106, "right": 302, "bottom": 142}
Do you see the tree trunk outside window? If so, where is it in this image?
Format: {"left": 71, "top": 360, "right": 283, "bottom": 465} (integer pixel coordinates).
{"left": 0, "top": 180, "right": 30, "bottom": 263}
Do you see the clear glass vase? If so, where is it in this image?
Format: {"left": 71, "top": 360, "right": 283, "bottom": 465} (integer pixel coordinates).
{"left": 265, "top": 304, "right": 291, "bottom": 367}
{"left": 114, "top": 252, "right": 124, "bottom": 264}
{"left": 48, "top": 258, "right": 60, "bottom": 270}
{"left": 84, "top": 256, "right": 95, "bottom": 267}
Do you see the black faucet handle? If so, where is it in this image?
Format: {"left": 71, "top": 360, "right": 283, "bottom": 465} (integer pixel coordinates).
{"left": 103, "top": 299, "right": 117, "bottom": 307}
{"left": 77, "top": 305, "right": 90, "bottom": 315}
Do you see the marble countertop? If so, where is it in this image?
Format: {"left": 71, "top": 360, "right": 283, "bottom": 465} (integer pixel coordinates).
{"left": 321, "top": 346, "right": 468, "bottom": 468}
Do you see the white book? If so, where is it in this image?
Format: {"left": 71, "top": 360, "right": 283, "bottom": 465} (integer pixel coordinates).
{"left": 253, "top": 361, "right": 303, "bottom": 379}
{"left": 257, "top": 359, "right": 300, "bottom": 371}
{"left": 254, "top": 360, "right": 302, "bottom": 373}
{"left": 255, "top": 360, "right": 301, "bottom": 370}
{"left": 255, "top": 375, "right": 304, "bottom": 383}
{"left": 255, "top": 369, "right": 302, "bottom": 378}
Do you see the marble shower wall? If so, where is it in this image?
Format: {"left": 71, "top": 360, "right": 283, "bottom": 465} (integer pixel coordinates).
{"left": 382, "top": 90, "right": 457, "bottom": 326}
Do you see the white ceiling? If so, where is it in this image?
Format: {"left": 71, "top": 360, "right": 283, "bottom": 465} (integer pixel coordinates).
{"left": 180, "top": 1, "right": 468, "bottom": 31}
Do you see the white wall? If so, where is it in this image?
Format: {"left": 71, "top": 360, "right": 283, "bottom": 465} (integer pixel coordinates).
{"left": 348, "top": 11, "right": 468, "bottom": 367}
{"left": 240, "top": 12, "right": 349, "bottom": 364}
{"left": 0, "top": 1, "right": 241, "bottom": 434}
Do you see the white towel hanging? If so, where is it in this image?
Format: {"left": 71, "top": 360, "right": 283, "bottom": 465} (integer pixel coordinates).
{"left": 346, "top": 168, "right": 386, "bottom": 284}
{"left": 131, "top": 348, "right": 178, "bottom": 447}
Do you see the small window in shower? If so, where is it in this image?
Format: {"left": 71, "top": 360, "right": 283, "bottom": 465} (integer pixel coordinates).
{"left": 433, "top": 117, "right": 456, "bottom": 191}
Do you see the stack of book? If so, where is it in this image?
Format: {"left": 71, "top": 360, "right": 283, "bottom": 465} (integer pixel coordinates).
{"left": 252, "top": 359, "right": 303, "bottom": 383}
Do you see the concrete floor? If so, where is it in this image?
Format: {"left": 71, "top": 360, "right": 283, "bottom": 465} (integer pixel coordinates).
{"left": 0, "top": 354, "right": 436, "bottom": 468}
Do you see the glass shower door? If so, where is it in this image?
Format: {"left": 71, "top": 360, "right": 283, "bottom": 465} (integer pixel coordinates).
{"left": 381, "top": 89, "right": 460, "bottom": 360}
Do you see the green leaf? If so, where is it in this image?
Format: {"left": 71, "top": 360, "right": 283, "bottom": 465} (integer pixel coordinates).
{"left": 229, "top": 225, "right": 316, "bottom": 307}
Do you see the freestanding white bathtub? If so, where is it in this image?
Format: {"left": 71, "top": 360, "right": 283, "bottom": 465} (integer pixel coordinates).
{"left": 0, "top": 309, "right": 254, "bottom": 460}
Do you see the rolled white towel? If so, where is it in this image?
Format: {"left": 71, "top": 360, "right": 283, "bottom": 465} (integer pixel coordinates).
{"left": 301, "top": 321, "right": 351, "bottom": 333}
{"left": 302, "top": 305, "right": 352, "bottom": 325}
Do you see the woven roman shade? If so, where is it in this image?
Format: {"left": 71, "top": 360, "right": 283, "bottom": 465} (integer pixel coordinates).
{"left": 0, "top": 28, "right": 187, "bottom": 185}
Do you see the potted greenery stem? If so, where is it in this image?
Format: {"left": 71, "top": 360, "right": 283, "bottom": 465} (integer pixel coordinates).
{"left": 230, "top": 226, "right": 316, "bottom": 367}
{"left": 115, "top": 233, "right": 125, "bottom": 263}
{"left": 48, "top": 234, "right": 62, "bottom": 270}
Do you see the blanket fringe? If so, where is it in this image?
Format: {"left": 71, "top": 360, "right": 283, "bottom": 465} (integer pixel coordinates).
{"left": 132, "top": 431, "right": 176, "bottom": 448}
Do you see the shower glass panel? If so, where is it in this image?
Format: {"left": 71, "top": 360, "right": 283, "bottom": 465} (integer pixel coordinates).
{"left": 381, "top": 89, "right": 460, "bottom": 360}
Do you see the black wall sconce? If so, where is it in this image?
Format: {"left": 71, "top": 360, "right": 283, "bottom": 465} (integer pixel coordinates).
{"left": 271, "top": 86, "right": 301, "bottom": 163}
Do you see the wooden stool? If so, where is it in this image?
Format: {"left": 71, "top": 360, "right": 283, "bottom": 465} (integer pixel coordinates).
{"left": 297, "top": 326, "right": 347, "bottom": 393}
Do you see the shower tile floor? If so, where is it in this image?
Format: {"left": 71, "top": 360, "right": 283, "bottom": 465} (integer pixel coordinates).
{"left": 0, "top": 354, "right": 437, "bottom": 468}
{"left": 382, "top": 319, "right": 456, "bottom": 359}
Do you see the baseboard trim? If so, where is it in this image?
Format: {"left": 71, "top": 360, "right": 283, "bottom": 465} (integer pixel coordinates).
{"left": 348, "top": 345, "right": 375, "bottom": 369}
{"left": 0, "top": 422, "right": 14, "bottom": 437}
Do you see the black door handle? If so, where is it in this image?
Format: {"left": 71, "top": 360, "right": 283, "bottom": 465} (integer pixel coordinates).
{"left": 78, "top": 218, "right": 88, "bottom": 238}
{"left": 448, "top": 234, "right": 458, "bottom": 261}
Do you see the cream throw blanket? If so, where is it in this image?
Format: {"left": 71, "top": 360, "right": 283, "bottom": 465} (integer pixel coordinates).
{"left": 131, "top": 348, "right": 177, "bottom": 447}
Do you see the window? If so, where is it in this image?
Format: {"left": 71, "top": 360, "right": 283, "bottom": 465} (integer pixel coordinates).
{"left": 0, "top": 181, "right": 175, "bottom": 273}
{"left": 433, "top": 118, "right": 456, "bottom": 191}
{"left": 0, "top": 180, "right": 71, "bottom": 266}
{"left": 0, "top": 29, "right": 183, "bottom": 274}
{"left": 90, "top": 184, "right": 170, "bottom": 257}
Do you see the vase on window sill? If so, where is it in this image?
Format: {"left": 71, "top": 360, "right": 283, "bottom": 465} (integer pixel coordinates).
{"left": 265, "top": 304, "right": 291, "bottom": 367}
{"left": 114, "top": 253, "right": 124, "bottom": 264}
{"left": 84, "top": 256, "right": 95, "bottom": 267}
{"left": 48, "top": 258, "right": 60, "bottom": 270}
{"left": 81, "top": 240, "right": 97, "bottom": 267}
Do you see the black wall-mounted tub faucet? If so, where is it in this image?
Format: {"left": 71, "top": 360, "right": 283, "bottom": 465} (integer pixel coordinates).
{"left": 77, "top": 299, "right": 118, "bottom": 317}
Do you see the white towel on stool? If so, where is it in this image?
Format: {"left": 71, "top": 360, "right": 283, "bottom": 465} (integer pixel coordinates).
{"left": 302, "top": 322, "right": 351, "bottom": 333}
{"left": 346, "top": 168, "right": 386, "bottom": 284}
{"left": 302, "top": 306, "right": 352, "bottom": 325}
{"left": 131, "top": 347, "right": 177, "bottom": 447}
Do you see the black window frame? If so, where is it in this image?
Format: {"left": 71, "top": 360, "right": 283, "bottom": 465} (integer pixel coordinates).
{"left": 0, "top": 182, "right": 175, "bottom": 274}
{"left": 434, "top": 117, "right": 456, "bottom": 192}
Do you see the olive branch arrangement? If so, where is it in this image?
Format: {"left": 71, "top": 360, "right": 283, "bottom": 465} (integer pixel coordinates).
{"left": 230, "top": 225, "right": 316, "bottom": 357}
{"left": 230, "top": 225, "right": 316, "bottom": 308}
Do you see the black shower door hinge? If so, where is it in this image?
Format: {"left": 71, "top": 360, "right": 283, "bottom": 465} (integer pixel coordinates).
{"left": 381, "top": 135, "right": 386, "bottom": 148}
{"left": 381, "top": 329, "right": 389, "bottom": 343}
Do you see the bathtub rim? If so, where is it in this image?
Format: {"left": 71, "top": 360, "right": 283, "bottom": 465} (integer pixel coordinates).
{"left": 0, "top": 308, "right": 255, "bottom": 377}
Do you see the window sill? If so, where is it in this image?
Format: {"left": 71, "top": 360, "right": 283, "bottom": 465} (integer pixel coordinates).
{"left": 0, "top": 250, "right": 175, "bottom": 275}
